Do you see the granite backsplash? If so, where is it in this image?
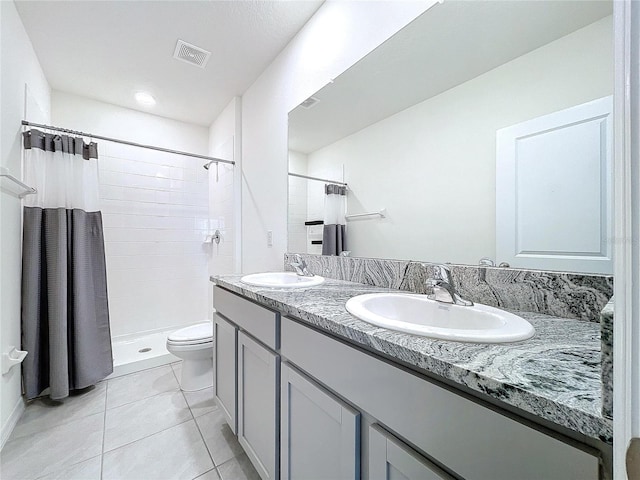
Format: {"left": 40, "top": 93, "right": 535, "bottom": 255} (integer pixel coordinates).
{"left": 284, "top": 254, "right": 613, "bottom": 323}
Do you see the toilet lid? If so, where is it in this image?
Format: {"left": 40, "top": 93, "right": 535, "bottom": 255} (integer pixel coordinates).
{"left": 168, "top": 322, "right": 213, "bottom": 343}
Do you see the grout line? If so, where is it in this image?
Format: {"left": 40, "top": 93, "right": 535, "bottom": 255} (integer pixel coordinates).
{"left": 191, "top": 399, "right": 216, "bottom": 466}
{"left": 192, "top": 467, "right": 218, "bottom": 480}
{"left": 30, "top": 454, "right": 103, "bottom": 480}
{"left": 104, "top": 388, "right": 181, "bottom": 411}
{"left": 105, "top": 365, "right": 180, "bottom": 411}
{"left": 171, "top": 364, "right": 219, "bottom": 471}
{"left": 8, "top": 391, "right": 108, "bottom": 440}
{"left": 102, "top": 418, "right": 193, "bottom": 455}
{"left": 105, "top": 387, "right": 181, "bottom": 412}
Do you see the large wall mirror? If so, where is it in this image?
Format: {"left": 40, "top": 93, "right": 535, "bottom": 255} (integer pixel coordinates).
{"left": 287, "top": 0, "right": 613, "bottom": 274}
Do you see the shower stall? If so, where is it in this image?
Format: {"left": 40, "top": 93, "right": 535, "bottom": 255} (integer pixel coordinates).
{"left": 97, "top": 140, "right": 236, "bottom": 377}
{"left": 22, "top": 92, "right": 240, "bottom": 379}
{"left": 19, "top": 128, "right": 236, "bottom": 378}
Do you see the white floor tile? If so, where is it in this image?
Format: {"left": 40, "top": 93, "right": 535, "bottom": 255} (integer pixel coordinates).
{"left": 102, "top": 420, "right": 213, "bottom": 480}
{"left": 12, "top": 383, "right": 107, "bottom": 440}
{"left": 217, "top": 454, "right": 260, "bottom": 480}
{"left": 106, "top": 365, "right": 178, "bottom": 409}
{"left": 183, "top": 387, "right": 216, "bottom": 418}
{"left": 35, "top": 455, "right": 102, "bottom": 480}
{"left": 0, "top": 412, "right": 104, "bottom": 480}
{"left": 195, "top": 409, "right": 244, "bottom": 466}
{"left": 104, "top": 390, "right": 191, "bottom": 452}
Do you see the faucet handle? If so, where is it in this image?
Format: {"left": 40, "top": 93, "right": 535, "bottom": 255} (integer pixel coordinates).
{"left": 433, "top": 264, "right": 451, "bottom": 282}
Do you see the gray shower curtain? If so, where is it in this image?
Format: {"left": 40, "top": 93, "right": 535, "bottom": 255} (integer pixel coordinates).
{"left": 21, "top": 129, "right": 113, "bottom": 400}
{"left": 322, "top": 183, "right": 347, "bottom": 256}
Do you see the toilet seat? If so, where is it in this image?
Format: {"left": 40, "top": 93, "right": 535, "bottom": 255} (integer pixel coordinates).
{"left": 167, "top": 322, "right": 213, "bottom": 345}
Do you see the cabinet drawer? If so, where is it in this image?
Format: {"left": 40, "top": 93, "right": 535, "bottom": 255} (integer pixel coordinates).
{"left": 281, "top": 316, "right": 599, "bottom": 480}
{"left": 214, "top": 286, "right": 279, "bottom": 350}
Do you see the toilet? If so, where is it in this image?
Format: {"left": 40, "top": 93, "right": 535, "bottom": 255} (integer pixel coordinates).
{"left": 166, "top": 322, "right": 213, "bottom": 392}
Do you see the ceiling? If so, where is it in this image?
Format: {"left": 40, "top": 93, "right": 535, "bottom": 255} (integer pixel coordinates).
{"left": 15, "top": 0, "right": 324, "bottom": 127}
{"left": 288, "top": 0, "right": 612, "bottom": 154}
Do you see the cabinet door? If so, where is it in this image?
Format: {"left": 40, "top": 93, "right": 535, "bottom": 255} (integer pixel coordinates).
{"left": 281, "top": 362, "right": 360, "bottom": 480}
{"left": 369, "top": 425, "right": 455, "bottom": 480}
{"left": 214, "top": 314, "right": 237, "bottom": 433}
{"left": 237, "top": 331, "right": 280, "bottom": 480}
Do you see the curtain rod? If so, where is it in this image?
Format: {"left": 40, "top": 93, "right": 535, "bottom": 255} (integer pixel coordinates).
{"left": 21, "top": 120, "right": 235, "bottom": 166}
{"left": 288, "top": 172, "right": 347, "bottom": 186}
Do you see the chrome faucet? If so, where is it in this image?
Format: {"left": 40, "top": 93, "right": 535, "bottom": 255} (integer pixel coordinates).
{"left": 478, "top": 257, "right": 495, "bottom": 267}
{"left": 426, "top": 264, "right": 473, "bottom": 306}
{"left": 290, "top": 254, "right": 314, "bottom": 277}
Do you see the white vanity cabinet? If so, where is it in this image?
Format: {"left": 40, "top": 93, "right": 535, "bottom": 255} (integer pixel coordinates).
{"left": 369, "top": 424, "right": 455, "bottom": 480}
{"left": 213, "top": 286, "right": 280, "bottom": 480}
{"left": 281, "top": 362, "right": 360, "bottom": 480}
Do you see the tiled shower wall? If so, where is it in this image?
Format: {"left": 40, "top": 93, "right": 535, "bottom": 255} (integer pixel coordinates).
{"left": 99, "top": 142, "right": 210, "bottom": 338}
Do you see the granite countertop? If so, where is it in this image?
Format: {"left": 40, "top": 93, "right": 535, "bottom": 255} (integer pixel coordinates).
{"left": 212, "top": 274, "right": 612, "bottom": 444}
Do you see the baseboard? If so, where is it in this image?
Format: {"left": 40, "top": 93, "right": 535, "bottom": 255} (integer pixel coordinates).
{"left": 1, "top": 396, "right": 25, "bottom": 450}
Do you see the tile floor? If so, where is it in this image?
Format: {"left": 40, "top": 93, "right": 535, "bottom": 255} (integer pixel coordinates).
{"left": 0, "top": 363, "right": 260, "bottom": 480}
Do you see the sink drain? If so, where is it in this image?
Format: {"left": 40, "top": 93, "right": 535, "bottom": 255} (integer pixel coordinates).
{"left": 138, "top": 347, "right": 152, "bottom": 353}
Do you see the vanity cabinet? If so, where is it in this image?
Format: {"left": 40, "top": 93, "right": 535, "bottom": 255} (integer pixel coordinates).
{"left": 213, "top": 285, "right": 603, "bottom": 480}
{"left": 280, "top": 316, "right": 600, "bottom": 480}
{"left": 213, "top": 314, "right": 237, "bottom": 433}
{"left": 281, "top": 362, "right": 360, "bottom": 480}
{"left": 369, "top": 424, "right": 454, "bottom": 480}
{"left": 213, "top": 286, "right": 281, "bottom": 480}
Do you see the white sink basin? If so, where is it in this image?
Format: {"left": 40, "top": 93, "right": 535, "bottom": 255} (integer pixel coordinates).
{"left": 240, "top": 272, "right": 325, "bottom": 289}
{"left": 345, "top": 293, "right": 534, "bottom": 343}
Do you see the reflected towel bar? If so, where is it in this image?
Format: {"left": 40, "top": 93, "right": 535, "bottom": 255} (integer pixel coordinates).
{"left": 345, "top": 208, "right": 387, "bottom": 220}
{"left": 0, "top": 167, "right": 37, "bottom": 198}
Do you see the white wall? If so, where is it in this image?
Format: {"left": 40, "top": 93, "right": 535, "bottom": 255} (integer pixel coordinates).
{"left": 287, "top": 150, "right": 309, "bottom": 253}
{"left": 306, "top": 16, "right": 613, "bottom": 264}
{"left": 208, "top": 96, "right": 241, "bottom": 310}
{"left": 241, "top": 1, "right": 435, "bottom": 272}
{"left": 0, "top": 0, "right": 51, "bottom": 446}
{"left": 52, "top": 92, "right": 210, "bottom": 338}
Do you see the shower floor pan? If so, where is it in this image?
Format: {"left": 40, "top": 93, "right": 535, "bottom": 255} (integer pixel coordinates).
{"left": 108, "top": 329, "right": 180, "bottom": 379}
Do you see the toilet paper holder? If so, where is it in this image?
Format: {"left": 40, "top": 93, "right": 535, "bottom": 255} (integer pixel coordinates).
{"left": 2, "top": 347, "right": 27, "bottom": 375}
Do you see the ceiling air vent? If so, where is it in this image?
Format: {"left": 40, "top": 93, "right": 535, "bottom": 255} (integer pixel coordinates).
{"left": 173, "top": 40, "right": 211, "bottom": 68}
{"left": 300, "top": 97, "right": 320, "bottom": 109}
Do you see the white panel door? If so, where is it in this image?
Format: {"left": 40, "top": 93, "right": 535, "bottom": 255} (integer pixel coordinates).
{"left": 496, "top": 96, "right": 613, "bottom": 273}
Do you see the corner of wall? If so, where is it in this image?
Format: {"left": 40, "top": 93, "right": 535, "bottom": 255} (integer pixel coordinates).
{"left": 0, "top": 0, "right": 51, "bottom": 444}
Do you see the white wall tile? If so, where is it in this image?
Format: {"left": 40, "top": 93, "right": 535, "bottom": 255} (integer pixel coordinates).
{"left": 100, "top": 150, "right": 210, "bottom": 337}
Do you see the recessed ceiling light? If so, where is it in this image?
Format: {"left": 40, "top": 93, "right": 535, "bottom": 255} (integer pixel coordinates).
{"left": 135, "top": 92, "right": 156, "bottom": 107}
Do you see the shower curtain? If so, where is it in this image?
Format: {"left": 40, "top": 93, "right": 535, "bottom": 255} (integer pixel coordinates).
{"left": 21, "top": 129, "right": 113, "bottom": 400}
{"left": 322, "top": 183, "right": 347, "bottom": 255}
